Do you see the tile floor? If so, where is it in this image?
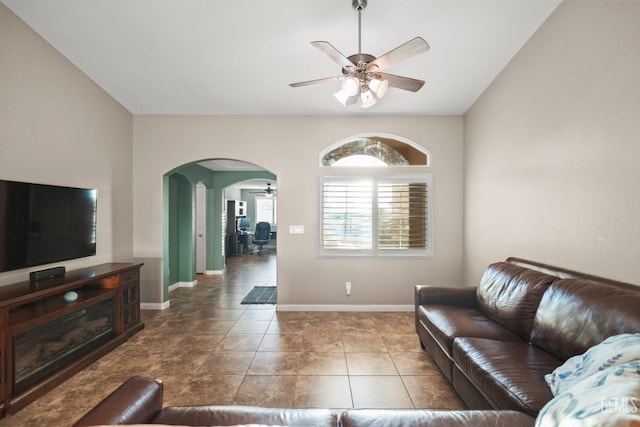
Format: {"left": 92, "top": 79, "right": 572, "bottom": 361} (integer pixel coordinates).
{"left": 1, "top": 254, "right": 465, "bottom": 426}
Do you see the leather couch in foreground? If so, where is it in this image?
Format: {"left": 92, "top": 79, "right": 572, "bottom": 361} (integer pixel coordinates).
{"left": 73, "top": 376, "right": 337, "bottom": 426}
{"left": 415, "top": 257, "right": 640, "bottom": 417}
{"left": 74, "top": 377, "right": 534, "bottom": 427}
{"left": 74, "top": 376, "right": 535, "bottom": 426}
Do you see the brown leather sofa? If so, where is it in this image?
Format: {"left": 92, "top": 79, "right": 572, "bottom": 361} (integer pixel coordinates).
{"left": 74, "top": 376, "right": 535, "bottom": 426}
{"left": 415, "top": 257, "right": 640, "bottom": 417}
{"left": 73, "top": 376, "right": 338, "bottom": 426}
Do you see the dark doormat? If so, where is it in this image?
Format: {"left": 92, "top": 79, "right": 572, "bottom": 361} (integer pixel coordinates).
{"left": 241, "top": 286, "right": 277, "bottom": 305}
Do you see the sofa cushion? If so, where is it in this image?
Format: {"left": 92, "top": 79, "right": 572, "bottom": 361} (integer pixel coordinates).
{"left": 417, "top": 305, "right": 522, "bottom": 357}
{"left": 453, "top": 337, "right": 561, "bottom": 415}
{"left": 530, "top": 279, "right": 640, "bottom": 361}
{"left": 536, "top": 361, "right": 640, "bottom": 427}
{"left": 476, "top": 262, "right": 556, "bottom": 340}
{"left": 340, "top": 409, "right": 535, "bottom": 427}
{"left": 545, "top": 333, "right": 640, "bottom": 396}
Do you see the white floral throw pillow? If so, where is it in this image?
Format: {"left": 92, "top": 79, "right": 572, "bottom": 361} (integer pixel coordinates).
{"left": 545, "top": 333, "right": 640, "bottom": 396}
{"left": 536, "top": 361, "right": 640, "bottom": 427}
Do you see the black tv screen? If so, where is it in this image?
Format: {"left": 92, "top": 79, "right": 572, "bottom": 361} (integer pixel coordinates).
{"left": 0, "top": 180, "right": 97, "bottom": 273}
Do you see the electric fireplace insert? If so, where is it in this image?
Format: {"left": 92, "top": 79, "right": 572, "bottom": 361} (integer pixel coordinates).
{"left": 13, "top": 297, "right": 115, "bottom": 394}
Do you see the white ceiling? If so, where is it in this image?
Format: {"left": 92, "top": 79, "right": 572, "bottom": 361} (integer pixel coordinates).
{"left": 198, "top": 159, "right": 265, "bottom": 172}
{"left": 2, "top": 0, "right": 561, "bottom": 116}
{"left": 197, "top": 159, "right": 271, "bottom": 180}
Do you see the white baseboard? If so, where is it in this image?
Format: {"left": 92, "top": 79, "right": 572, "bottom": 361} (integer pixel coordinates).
{"left": 169, "top": 280, "right": 197, "bottom": 292}
{"left": 205, "top": 270, "right": 224, "bottom": 275}
{"left": 141, "top": 301, "right": 170, "bottom": 310}
{"left": 276, "top": 304, "right": 413, "bottom": 312}
{"left": 143, "top": 302, "right": 412, "bottom": 312}
{"left": 178, "top": 280, "right": 197, "bottom": 288}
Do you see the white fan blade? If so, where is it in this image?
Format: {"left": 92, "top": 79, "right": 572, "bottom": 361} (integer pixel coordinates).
{"left": 290, "top": 76, "right": 342, "bottom": 88}
{"left": 311, "top": 41, "right": 356, "bottom": 69}
{"left": 369, "top": 37, "right": 430, "bottom": 71}
{"left": 379, "top": 73, "right": 425, "bottom": 92}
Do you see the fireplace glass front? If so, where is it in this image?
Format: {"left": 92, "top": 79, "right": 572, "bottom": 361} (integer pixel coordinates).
{"left": 13, "top": 297, "right": 115, "bottom": 394}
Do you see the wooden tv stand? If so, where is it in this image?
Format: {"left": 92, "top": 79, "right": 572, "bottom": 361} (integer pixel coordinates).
{"left": 0, "top": 262, "right": 144, "bottom": 418}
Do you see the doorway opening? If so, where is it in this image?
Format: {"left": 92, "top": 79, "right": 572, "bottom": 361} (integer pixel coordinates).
{"left": 163, "top": 158, "right": 277, "bottom": 304}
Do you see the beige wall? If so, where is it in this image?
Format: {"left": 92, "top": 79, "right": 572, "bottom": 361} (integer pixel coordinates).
{"left": 463, "top": 1, "right": 640, "bottom": 284}
{"left": 134, "top": 115, "right": 464, "bottom": 307}
{"left": 8, "top": 0, "right": 637, "bottom": 305}
{"left": 0, "top": 4, "right": 134, "bottom": 286}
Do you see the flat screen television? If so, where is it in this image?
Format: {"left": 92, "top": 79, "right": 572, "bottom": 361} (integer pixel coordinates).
{"left": 0, "top": 180, "right": 97, "bottom": 273}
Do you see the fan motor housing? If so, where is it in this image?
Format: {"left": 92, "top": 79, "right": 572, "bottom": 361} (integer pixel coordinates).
{"left": 344, "top": 53, "right": 376, "bottom": 74}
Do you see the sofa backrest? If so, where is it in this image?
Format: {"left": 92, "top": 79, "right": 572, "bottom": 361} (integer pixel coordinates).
{"left": 476, "top": 262, "right": 557, "bottom": 340}
{"left": 530, "top": 278, "right": 640, "bottom": 361}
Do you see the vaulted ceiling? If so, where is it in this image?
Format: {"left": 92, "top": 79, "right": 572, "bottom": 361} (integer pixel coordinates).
{"left": 2, "top": 0, "right": 561, "bottom": 115}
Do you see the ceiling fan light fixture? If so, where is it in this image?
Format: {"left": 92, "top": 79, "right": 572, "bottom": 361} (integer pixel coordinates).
{"left": 360, "top": 89, "right": 377, "bottom": 108}
{"left": 334, "top": 89, "right": 359, "bottom": 106}
{"left": 341, "top": 76, "right": 360, "bottom": 96}
{"left": 368, "top": 77, "right": 389, "bottom": 99}
{"left": 290, "top": 0, "right": 429, "bottom": 108}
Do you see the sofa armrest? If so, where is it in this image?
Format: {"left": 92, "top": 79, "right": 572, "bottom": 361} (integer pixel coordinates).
{"left": 72, "top": 376, "right": 163, "bottom": 426}
{"left": 415, "top": 285, "right": 478, "bottom": 308}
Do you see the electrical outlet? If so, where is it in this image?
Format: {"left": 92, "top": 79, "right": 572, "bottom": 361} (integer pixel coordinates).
{"left": 345, "top": 282, "right": 352, "bottom": 296}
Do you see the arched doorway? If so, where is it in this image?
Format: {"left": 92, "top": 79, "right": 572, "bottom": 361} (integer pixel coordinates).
{"left": 163, "top": 158, "right": 277, "bottom": 299}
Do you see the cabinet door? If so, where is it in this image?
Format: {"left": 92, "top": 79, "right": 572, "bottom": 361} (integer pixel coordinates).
{"left": 121, "top": 284, "right": 140, "bottom": 332}
{"left": 117, "top": 269, "right": 141, "bottom": 334}
{"left": 0, "top": 309, "right": 6, "bottom": 405}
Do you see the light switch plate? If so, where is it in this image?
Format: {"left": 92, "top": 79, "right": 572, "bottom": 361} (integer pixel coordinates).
{"left": 289, "top": 225, "right": 304, "bottom": 234}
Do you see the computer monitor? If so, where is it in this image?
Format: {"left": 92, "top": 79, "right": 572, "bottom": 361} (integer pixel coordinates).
{"left": 238, "top": 217, "right": 251, "bottom": 231}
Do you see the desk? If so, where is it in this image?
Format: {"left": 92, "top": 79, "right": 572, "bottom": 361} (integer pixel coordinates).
{"left": 226, "top": 232, "right": 254, "bottom": 257}
{"left": 237, "top": 231, "right": 253, "bottom": 255}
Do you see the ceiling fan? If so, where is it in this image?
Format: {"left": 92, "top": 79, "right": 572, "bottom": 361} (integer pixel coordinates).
{"left": 289, "top": 0, "right": 430, "bottom": 108}
{"left": 250, "top": 182, "right": 276, "bottom": 196}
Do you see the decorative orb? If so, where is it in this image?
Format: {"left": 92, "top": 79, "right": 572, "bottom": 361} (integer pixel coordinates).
{"left": 64, "top": 291, "right": 78, "bottom": 302}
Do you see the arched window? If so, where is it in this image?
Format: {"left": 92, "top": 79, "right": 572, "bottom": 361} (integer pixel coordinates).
{"left": 320, "top": 135, "right": 429, "bottom": 167}
{"left": 319, "top": 134, "right": 432, "bottom": 257}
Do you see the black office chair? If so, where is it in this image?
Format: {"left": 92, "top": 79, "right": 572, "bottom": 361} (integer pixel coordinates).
{"left": 252, "top": 221, "right": 271, "bottom": 255}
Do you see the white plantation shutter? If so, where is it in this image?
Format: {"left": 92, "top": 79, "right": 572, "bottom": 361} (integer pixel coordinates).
{"left": 378, "top": 182, "right": 428, "bottom": 250}
{"left": 321, "top": 176, "right": 432, "bottom": 256}
{"left": 322, "top": 180, "right": 373, "bottom": 250}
